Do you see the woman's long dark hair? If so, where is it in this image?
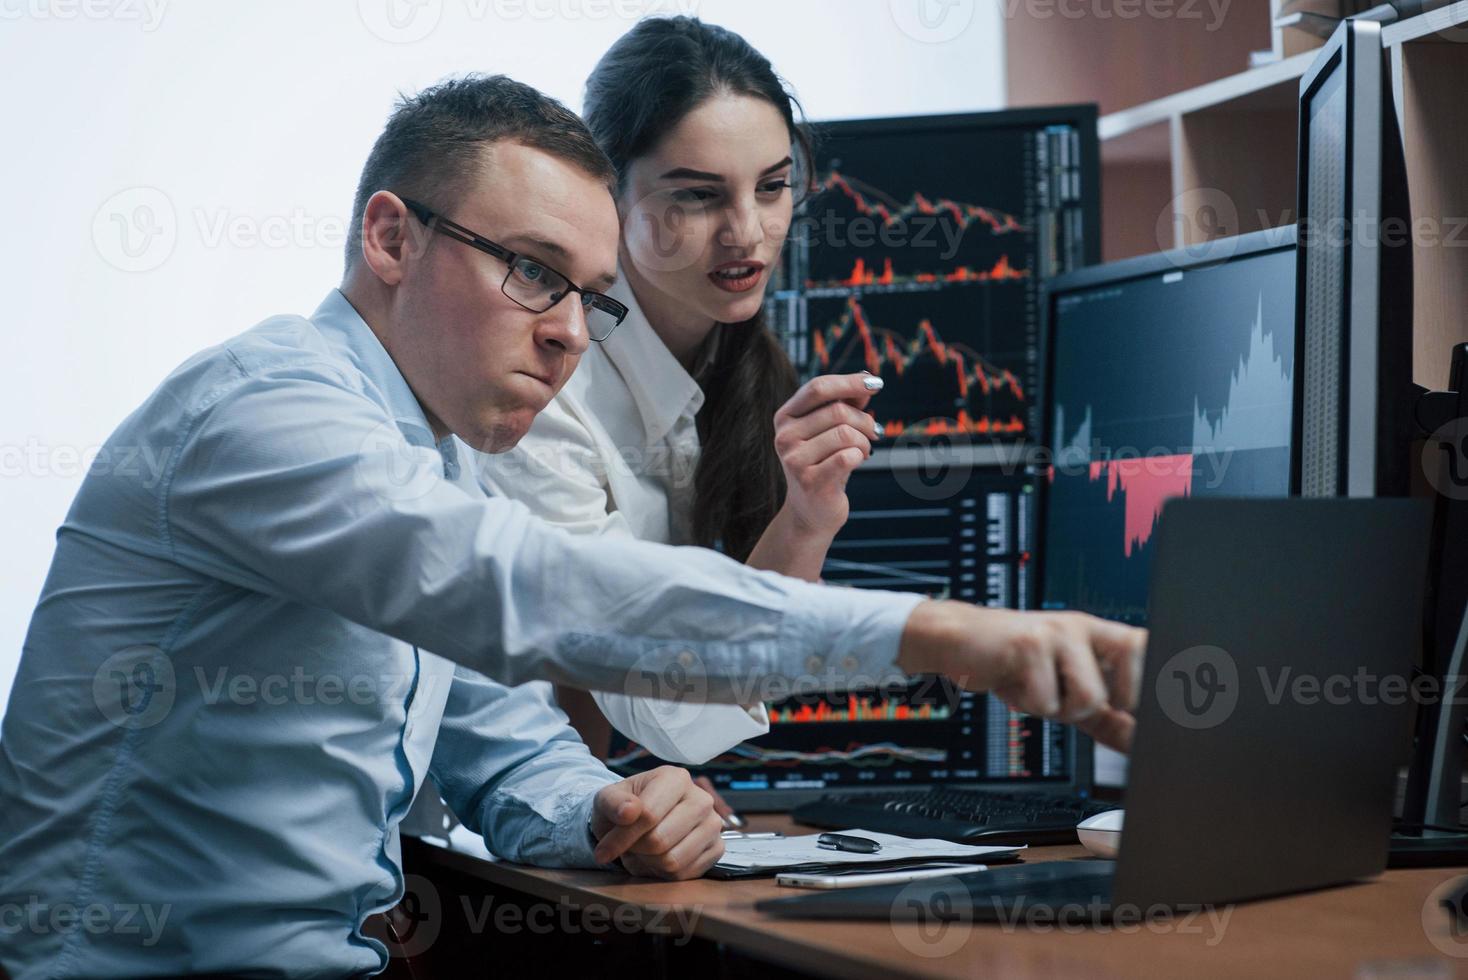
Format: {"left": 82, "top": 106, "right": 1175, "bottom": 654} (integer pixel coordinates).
{"left": 583, "top": 16, "right": 812, "bottom": 561}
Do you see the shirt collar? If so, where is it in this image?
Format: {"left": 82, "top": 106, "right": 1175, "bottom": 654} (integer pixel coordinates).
{"left": 599, "top": 277, "right": 706, "bottom": 446}
{"left": 310, "top": 289, "right": 461, "bottom": 473}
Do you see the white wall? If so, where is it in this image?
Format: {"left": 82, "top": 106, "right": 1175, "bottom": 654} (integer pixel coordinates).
{"left": 0, "top": 0, "right": 1006, "bottom": 719}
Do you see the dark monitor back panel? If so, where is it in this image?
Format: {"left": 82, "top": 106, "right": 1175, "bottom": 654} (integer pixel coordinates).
{"left": 1038, "top": 230, "right": 1298, "bottom": 626}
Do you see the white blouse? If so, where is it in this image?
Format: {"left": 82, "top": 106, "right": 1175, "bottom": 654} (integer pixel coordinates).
{"left": 478, "top": 277, "right": 771, "bottom": 764}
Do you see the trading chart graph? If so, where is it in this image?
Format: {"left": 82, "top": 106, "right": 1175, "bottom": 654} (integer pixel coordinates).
{"left": 772, "top": 114, "right": 1093, "bottom": 443}
{"left": 606, "top": 681, "right": 1067, "bottom": 789}
{"left": 1042, "top": 248, "right": 1297, "bottom": 624}
{"left": 821, "top": 463, "right": 1032, "bottom": 608}
{"left": 809, "top": 295, "right": 1027, "bottom": 437}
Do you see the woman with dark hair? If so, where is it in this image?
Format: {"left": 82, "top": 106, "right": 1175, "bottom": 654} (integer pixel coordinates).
{"left": 479, "top": 16, "right": 885, "bottom": 773}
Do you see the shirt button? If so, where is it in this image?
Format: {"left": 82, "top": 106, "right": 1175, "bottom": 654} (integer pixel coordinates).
{"left": 842, "top": 656, "right": 860, "bottom": 671}
{"left": 805, "top": 656, "right": 823, "bottom": 674}
{"left": 677, "top": 650, "right": 696, "bottom": 668}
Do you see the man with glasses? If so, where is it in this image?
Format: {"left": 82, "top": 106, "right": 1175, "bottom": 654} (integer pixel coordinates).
{"left": 401, "top": 197, "right": 631, "bottom": 343}
{"left": 0, "top": 75, "right": 1144, "bottom": 978}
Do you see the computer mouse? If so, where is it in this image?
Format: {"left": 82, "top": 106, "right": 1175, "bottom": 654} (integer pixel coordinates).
{"left": 1076, "top": 809, "right": 1124, "bottom": 858}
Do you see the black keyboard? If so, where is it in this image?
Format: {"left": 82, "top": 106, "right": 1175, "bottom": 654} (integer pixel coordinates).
{"left": 790, "top": 788, "right": 1117, "bottom": 845}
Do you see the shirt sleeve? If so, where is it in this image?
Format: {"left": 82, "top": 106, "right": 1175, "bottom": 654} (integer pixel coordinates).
{"left": 427, "top": 666, "right": 618, "bottom": 868}
{"left": 163, "top": 367, "right": 924, "bottom": 704}
{"left": 479, "top": 392, "right": 773, "bottom": 765}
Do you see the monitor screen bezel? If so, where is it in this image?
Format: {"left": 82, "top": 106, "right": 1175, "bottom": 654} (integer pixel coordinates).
{"left": 1291, "top": 19, "right": 1387, "bottom": 498}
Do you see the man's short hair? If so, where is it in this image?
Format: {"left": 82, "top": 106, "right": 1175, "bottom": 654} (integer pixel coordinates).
{"left": 345, "top": 73, "right": 615, "bottom": 269}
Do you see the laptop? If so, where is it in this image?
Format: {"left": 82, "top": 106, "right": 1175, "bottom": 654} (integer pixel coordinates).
{"left": 758, "top": 497, "right": 1429, "bottom": 921}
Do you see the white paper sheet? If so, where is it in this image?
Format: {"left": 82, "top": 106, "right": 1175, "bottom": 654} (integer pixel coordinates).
{"left": 715, "top": 829, "right": 1023, "bottom": 872}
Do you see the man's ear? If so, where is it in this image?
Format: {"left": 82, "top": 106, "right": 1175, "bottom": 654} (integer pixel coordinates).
{"left": 359, "top": 191, "right": 422, "bottom": 287}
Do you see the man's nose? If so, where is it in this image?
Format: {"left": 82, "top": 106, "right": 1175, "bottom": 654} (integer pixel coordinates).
{"left": 537, "top": 296, "right": 591, "bottom": 356}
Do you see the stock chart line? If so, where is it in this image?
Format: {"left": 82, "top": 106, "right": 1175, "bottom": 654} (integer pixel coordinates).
{"left": 813, "top": 296, "right": 1026, "bottom": 402}
{"left": 819, "top": 170, "right": 1026, "bottom": 236}
{"left": 1192, "top": 295, "right": 1293, "bottom": 454}
{"left": 821, "top": 556, "right": 952, "bottom": 593}
{"left": 606, "top": 741, "right": 948, "bottom": 770}
{"left": 807, "top": 254, "right": 1028, "bottom": 290}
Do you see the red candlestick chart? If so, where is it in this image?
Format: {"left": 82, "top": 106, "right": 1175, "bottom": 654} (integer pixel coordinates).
{"left": 819, "top": 170, "right": 1026, "bottom": 237}
{"left": 811, "top": 296, "right": 1026, "bottom": 437}
{"left": 770, "top": 694, "right": 955, "bottom": 724}
{"left": 808, "top": 253, "right": 1027, "bottom": 291}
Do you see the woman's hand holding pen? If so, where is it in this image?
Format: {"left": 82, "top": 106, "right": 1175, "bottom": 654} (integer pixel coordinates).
{"left": 769, "top": 371, "right": 884, "bottom": 538}
{"left": 746, "top": 372, "right": 885, "bottom": 581}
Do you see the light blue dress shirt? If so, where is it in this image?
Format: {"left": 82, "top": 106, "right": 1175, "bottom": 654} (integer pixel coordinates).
{"left": 0, "top": 291, "right": 921, "bottom": 978}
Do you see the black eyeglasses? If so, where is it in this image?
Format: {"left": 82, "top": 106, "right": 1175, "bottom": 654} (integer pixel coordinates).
{"left": 401, "top": 197, "right": 628, "bottom": 342}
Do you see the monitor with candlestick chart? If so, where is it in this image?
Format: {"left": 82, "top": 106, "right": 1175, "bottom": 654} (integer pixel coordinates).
{"left": 606, "top": 676, "right": 1072, "bottom": 800}
{"left": 1038, "top": 229, "right": 1298, "bottom": 626}
{"left": 605, "top": 459, "right": 1067, "bottom": 805}
{"left": 607, "top": 108, "right": 1099, "bottom": 810}
{"left": 771, "top": 106, "right": 1098, "bottom": 443}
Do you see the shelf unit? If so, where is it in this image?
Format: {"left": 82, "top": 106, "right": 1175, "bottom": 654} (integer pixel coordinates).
{"left": 1097, "top": 3, "right": 1468, "bottom": 389}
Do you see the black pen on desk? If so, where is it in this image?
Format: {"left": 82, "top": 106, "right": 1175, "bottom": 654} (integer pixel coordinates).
{"left": 817, "top": 833, "right": 882, "bottom": 854}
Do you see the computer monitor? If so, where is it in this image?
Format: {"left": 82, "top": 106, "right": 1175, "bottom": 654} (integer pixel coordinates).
{"left": 606, "top": 458, "right": 1081, "bottom": 811}
{"left": 1294, "top": 22, "right": 1467, "bottom": 860}
{"left": 772, "top": 105, "right": 1099, "bottom": 449}
{"left": 1038, "top": 228, "right": 1299, "bottom": 627}
{"left": 1292, "top": 18, "right": 1414, "bottom": 499}
{"left": 819, "top": 460, "right": 1034, "bottom": 609}
{"left": 607, "top": 107, "right": 1101, "bottom": 810}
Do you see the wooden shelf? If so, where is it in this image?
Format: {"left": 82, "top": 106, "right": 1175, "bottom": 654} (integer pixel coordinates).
{"left": 1382, "top": 0, "right": 1468, "bottom": 44}
{"left": 1100, "top": 2, "right": 1468, "bottom": 143}
{"left": 1094, "top": 2, "right": 1468, "bottom": 389}
{"left": 1098, "top": 50, "right": 1318, "bottom": 143}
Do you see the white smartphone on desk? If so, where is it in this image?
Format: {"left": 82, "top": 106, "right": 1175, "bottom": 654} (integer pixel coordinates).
{"left": 776, "top": 863, "right": 990, "bottom": 889}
